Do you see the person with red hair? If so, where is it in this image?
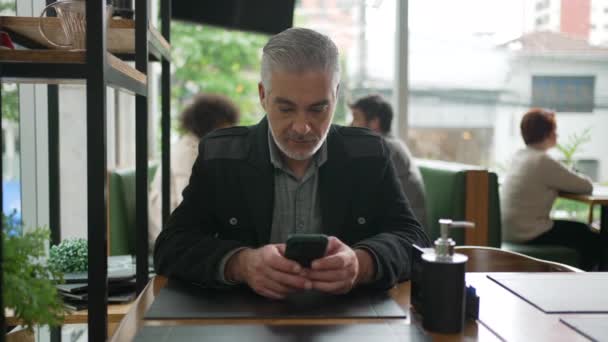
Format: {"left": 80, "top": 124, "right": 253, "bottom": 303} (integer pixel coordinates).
{"left": 500, "top": 108, "right": 600, "bottom": 270}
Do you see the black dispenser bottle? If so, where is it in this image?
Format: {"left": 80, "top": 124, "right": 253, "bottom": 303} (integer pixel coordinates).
{"left": 420, "top": 219, "right": 474, "bottom": 333}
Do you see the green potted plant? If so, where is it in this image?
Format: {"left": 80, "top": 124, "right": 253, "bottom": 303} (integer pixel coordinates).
{"left": 556, "top": 127, "right": 592, "bottom": 170}
{"left": 3, "top": 213, "right": 65, "bottom": 341}
{"left": 49, "top": 238, "right": 88, "bottom": 273}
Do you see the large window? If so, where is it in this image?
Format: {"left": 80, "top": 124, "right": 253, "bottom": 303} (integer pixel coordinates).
{"left": 408, "top": 0, "right": 608, "bottom": 224}
{"left": 408, "top": 0, "right": 608, "bottom": 184}
{"left": 531, "top": 76, "right": 595, "bottom": 112}
{"left": 170, "top": 23, "right": 267, "bottom": 127}
{"left": 168, "top": 0, "right": 397, "bottom": 129}
{"left": 294, "top": 0, "right": 397, "bottom": 125}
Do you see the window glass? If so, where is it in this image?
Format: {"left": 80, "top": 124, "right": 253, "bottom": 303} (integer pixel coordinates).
{"left": 532, "top": 76, "right": 595, "bottom": 112}
{"left": 1, "top": 0, "right": 21, "bottom": 230}
{"left": 170, "top": 22, "right": 268, "bottom": 127}
{"left": 295, "top": 0, "right": 397, "bottom": 125}
{"left": 169, "top": 0, "right": 397, "bottom": 128}
{"left": 409, "top": 0, "right": 608, "bottom": 223}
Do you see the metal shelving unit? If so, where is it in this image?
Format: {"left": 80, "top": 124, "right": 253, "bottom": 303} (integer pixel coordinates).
{"left": 0, "top": 0, "right": 172, "bottom": 340}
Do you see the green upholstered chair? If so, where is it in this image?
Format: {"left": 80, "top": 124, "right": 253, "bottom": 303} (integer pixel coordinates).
{"left": 109, "top": 165, "right": 158, "bottom": 256}
{"left": 419, "top": 159, "right": 578, "bottom": 267}
{"left": 419, "top": 161, "right": 467, "bottom": 245}
{"left": 418, "top": 160, "right": 500, "bottom": 248}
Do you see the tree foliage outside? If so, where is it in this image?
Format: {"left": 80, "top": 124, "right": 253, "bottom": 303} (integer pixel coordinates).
{"left": 169, "top": 21, "right": 351, "bottom": 134}
{"left": 171, "top": 22, "right": 268, "bottom": 130}
{"left": 1, "top": 0, "right": 18, "bottom": 122}
{"left": 556, "top": 127, "right": 592, "bottom": 169}
{"left": 0, "top": 0, "right": 15, "bottom": 14}
{"left": 551, "top": 127, "right": 594, "bottom": 221}
{"left": 2, "top": 83, "right": 19, "bottom": 122}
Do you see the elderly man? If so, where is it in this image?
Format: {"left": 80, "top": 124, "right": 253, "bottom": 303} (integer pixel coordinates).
{"left": 154, "top": 28, "right": 430, "bottom": 299}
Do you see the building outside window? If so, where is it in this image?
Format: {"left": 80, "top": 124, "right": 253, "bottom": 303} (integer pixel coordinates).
{"left": 408, "top": 0, "right": 608, "bottom": 223}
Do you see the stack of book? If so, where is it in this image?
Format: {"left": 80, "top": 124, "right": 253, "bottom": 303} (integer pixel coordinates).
{"left": 56, "top": 255, "right": 147, "bottom": 310}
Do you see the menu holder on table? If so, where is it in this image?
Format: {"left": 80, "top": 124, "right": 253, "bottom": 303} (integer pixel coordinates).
{"left": 145, "top": 279, "right": 406, "bottom": 320}
{"left": 488, "top": 273, "right": 608, "bottom": 313}
{"left": 133, "top": 324, "right": 429, "bottom": 342}
{"left": 57, "top": 255, "right": 148, "bottom": 310}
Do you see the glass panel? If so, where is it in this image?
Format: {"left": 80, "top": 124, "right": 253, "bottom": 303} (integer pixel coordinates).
{"left": 1, "top": 0, "right": 19, "bottom": 231}
{"left": 170, "top": 23, "right": 268, "bottom": 127}
{"left": 168, "top": 1, "right": 398, "bottom": 127}
{"left": 531, "top": 76, "right": 595, "bottom": 112}
{"left": 0, "top": 0, "right": 15, "bottom": 14}
{"left": 408, "top": 0, "right": 608, "bottom": 223}
{"left": 2, "top": 83, "right": 21, "bottom": 230}
{"left": 295, "top": 0, "right": 397, "bottom": 125}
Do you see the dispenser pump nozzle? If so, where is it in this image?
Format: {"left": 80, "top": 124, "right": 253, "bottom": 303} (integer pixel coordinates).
{"left": 435, "top": 219, "right": 475, "bottom": 259}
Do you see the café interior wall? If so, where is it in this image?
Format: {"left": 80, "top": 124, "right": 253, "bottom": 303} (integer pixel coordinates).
{"left": 57, "top": 66, "right": 159, "bottom": 239}
{"left": 58, "top": 85, "right": 117, "bottom": 239}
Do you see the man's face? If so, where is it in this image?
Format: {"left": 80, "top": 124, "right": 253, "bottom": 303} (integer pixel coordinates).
{"left": 259, "top": 70, "right": 337, "bottom": 161}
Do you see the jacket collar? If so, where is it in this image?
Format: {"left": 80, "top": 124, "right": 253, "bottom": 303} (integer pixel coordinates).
{"left": 247, "top": 117, "right": 273, "bottom": 173}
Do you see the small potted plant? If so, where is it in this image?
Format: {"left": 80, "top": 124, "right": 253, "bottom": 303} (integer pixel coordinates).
{"left": 556, "top": 127, "right": 592, "bottom": 170}
{"left": 3, "top": 213, "right": 65, "bottom": 341}
{"left": 49, "top": 238, "right": 88, "bottom": 273}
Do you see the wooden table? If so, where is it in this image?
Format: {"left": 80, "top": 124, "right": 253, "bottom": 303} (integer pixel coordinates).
{"left": 560, "top": 186, "right": 608, "bottom": 269}
{"left": 109, "top": 274, "right": 596, "bottom": 341}
{"left": 6, "top": 303, "right": 132, "bottom": 338}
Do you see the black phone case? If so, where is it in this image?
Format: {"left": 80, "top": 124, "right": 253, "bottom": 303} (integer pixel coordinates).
{"left": 285, "top": 234, "right": 329, "bottom": 268}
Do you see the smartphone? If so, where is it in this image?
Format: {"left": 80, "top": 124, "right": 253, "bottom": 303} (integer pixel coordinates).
{"left": 284, "top": 234, "right": 329, "bottom": 268}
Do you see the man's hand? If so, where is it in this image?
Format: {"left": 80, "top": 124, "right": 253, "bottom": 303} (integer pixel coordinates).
{"left": 305, "top": 237, "right": 375, "bottom": 294}
{"left": 225, "top": 244, "right": 312, "bottom": 299}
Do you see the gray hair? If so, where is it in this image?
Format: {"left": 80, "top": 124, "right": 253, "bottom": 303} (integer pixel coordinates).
{"left": 261, "top": 27, "right": 340, "bottom": 93}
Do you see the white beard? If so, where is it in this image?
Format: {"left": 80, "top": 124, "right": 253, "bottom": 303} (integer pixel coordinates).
{"left": 268, "top": 121, "right": 330, "bottom": 161}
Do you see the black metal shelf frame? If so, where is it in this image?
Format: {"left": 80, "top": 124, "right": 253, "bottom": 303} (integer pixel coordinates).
{"left": 134, "top": 0, "right": 150, "bottom": 296}
{"left": 161, "top": 0, "right": 171, "bottom": 225}
{"left": 0, "top": 0, "right": 172, "bottom": 341}
{"left": 0, "top": 62, "right": 88, "bottom": 80}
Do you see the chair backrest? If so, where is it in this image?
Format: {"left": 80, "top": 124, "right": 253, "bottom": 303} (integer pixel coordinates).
{"left": 418, "top": 160, "right": 501, "bottom": 247}
{"left": 455, "top": 246, "right": 582, "bottom": 272}
{"left": 419, "top": 160, "right": 467, "bottom": 244}
{"left": 109, "top": 165, "right": 158, "bottom": 255}
{"left": 487, "top": 171, "right": 502, "bottom": 247}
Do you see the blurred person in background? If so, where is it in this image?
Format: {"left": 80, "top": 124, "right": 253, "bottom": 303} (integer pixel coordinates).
{"left": 501, "top": 108, "right": 600, "bottom": 271}
{"left": 350, "top": 94, "right": 428, "bottom": 228}
{"left": 149, "top": 93, "right": 240, "bottom": 245}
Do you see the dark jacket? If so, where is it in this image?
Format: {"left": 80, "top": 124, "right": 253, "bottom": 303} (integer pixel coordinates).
{"left": 154, "top": 118, "right": 431, "bottom": 289}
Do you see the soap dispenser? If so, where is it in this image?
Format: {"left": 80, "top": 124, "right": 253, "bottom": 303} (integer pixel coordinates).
{"left": 420, "top": 219, "right": 474, "bottom": 334}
